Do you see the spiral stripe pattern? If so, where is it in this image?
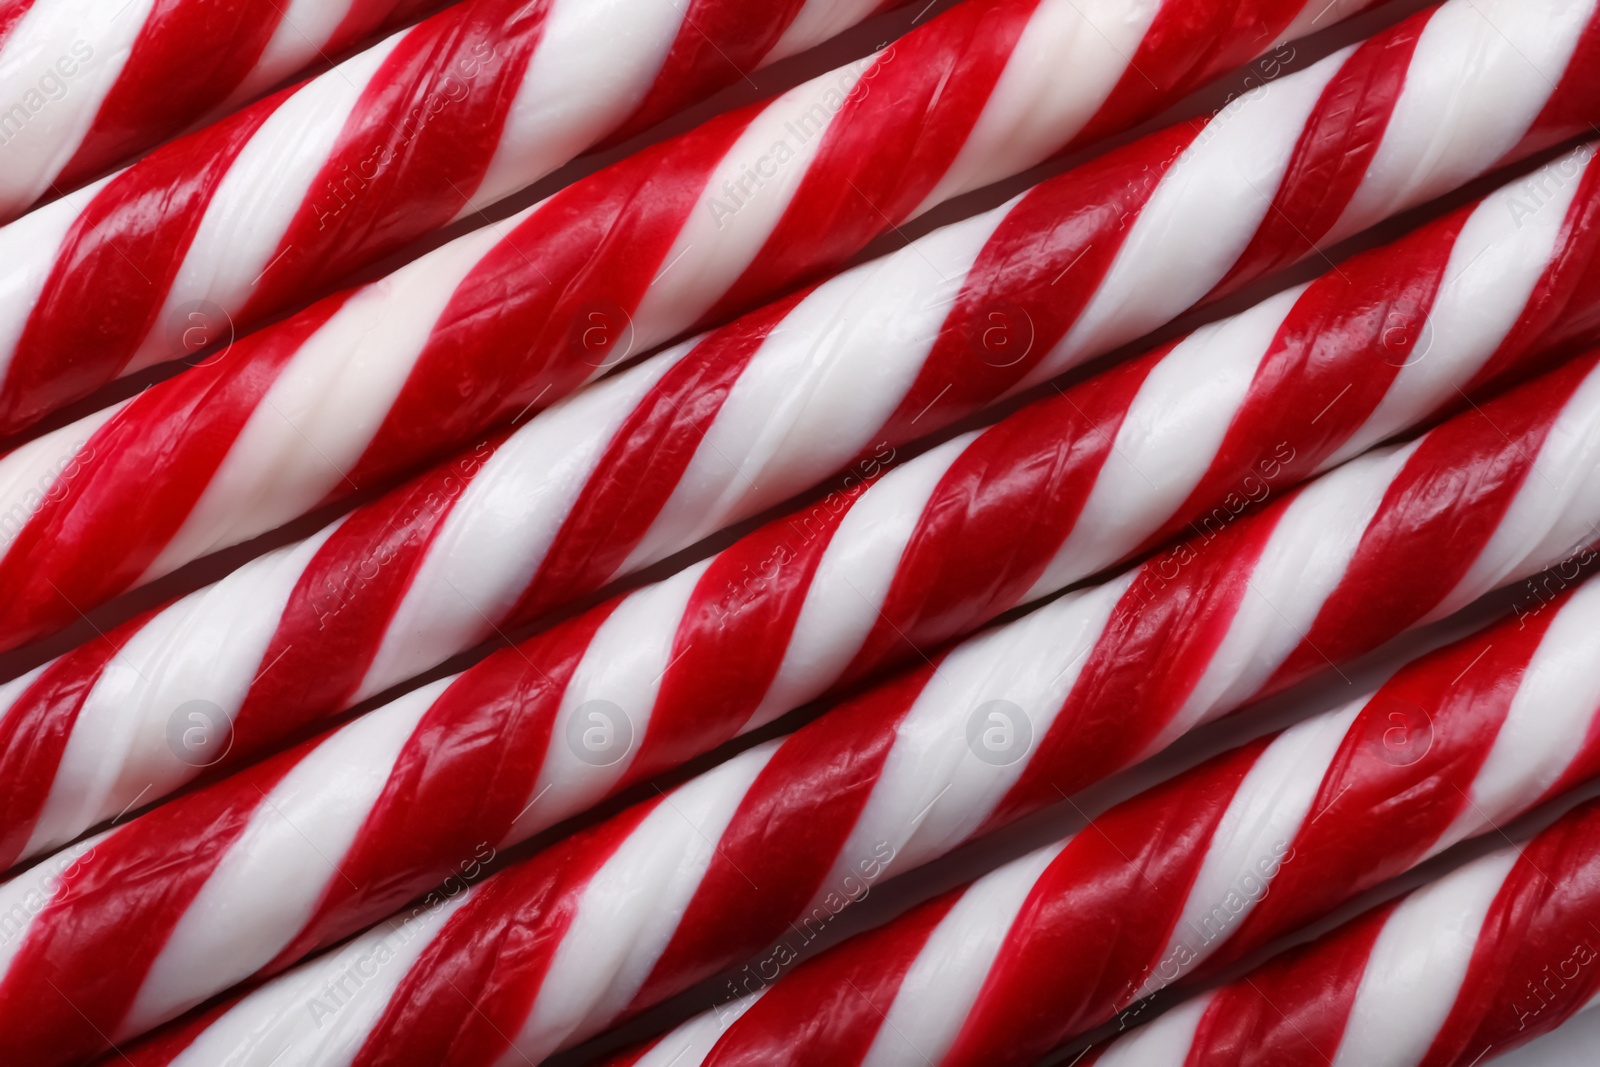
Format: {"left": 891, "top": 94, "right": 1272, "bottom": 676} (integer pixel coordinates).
{"left": 0, "top": 0, "right": 449, "bottom": 221}
{"left": 15, "top": 342, "right": 1600, "bottom": 1064}
{"left": 0, "top": 0, "right": 1552, "bottom": 653}
{"left": 7, "top": 138, "right": 1600, "bottom": 874}
{"left": 591, "top": 574, "right": 1600, "bottom": 1067}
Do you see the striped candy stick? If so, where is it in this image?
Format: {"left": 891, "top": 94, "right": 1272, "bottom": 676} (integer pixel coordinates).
{"left": 16, "top": 338, "right": 1600, "bottom": 1065}
{"left": 0, "top": 0, "right": 1375, "bottom": 436}
{"left": 7, "top": 114, "right": 1599, "bottom": 874}
{"left": 0, "top": 0, "right": 448, "bottom": 220}
{"left": 1086, "top": 797, "right": 1600, "bottom": 1067}
{"left": 0, "top": 0, "right": 1583, "bottom": 655}
{"left": 589, "top": 573, "right": 1600, "bottom": 1067}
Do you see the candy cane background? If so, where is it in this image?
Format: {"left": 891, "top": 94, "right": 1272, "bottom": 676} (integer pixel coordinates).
{"left": 7, "top": 136, "right": 1600, "bottom": 873}
{"left": 10, "top": 344, "right": 1600, "bottom": 1065}
{"left": 1088, "top": 793, "right": 1600, "bottom": 1067}
{"left": 0, "top": 0, "right": 1588, "bottom": 656}
{"left": 0, "top": 0, "right": 449, "bottom": 220}
{"left": 0, "top": 0, "right": 1374, "bottom": 436}
{"left": 583, "top": 574, "right": 1600, "bottom": 1067}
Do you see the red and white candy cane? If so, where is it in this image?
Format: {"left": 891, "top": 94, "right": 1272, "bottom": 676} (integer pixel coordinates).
{"left": 0, "top": 0, "right": 448, "bottom": 220}
{"left": 14, "top": 340, "right": 1600, "bottom": 1065}
{"left": 0, "top": 0, "right": 1376, "bottom": 436}
{"left": 7, "top": 136, "right": 1600, "bottom": 874}
{"left": 587, "top": 574, "right": 1600, "bottom": 1067}
{"left": 0, "top": 0, "right": 1578, "bottom": 656}
{"left": 1087, "top": 796, "right": 1600, "bottom": 1067}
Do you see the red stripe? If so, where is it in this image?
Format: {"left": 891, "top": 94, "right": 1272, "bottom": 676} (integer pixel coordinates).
{"left": 0, "top": 1, "right": 36, "bottom": 50}
{"left": 1208, "top": 608, "right": 1557, "bottom": 976}
{"left": 325, "top": 0, "right": 450, "bottom": 58}
{"left": 881, "top": 122, "right": 1206, "bottom": 440}
{"left": 513, "top": 291, "right": 806, "bottom": 623}
{"left": 266, "top": 600, "right": 618, "bottom": 973}
{"left": 698, "top": 889, "right": 965, "bottom": 1067}
{"left": 350, "top": 797, "right": 660, "bottom": 1067}
{"left": 346, "top": 105, "right": 756, "bottom": 489}
{"left": 633, "top": 664, "right": 936, "bottom": 1009}
{"left": 1182, "top": 901, "right": 1396, "bottom": 1067}
{"left": 608, "top": 0, "right": 809, "bottom": 142}
{"left": 231, "top": 431, "right": 507, "bottom": 759}
{"left": 0, "top": 749, "right": 307, "bottom": 1066}
{"left": 0, "top": 293, "right": 348, "bottom": 654}
{"left": 242, "top": 0, "right": 551, "bottom": 322}
{"left": 1069, "top": 0, "right": 1329, "bottom": 151}
{"left": 848, "top": 353, "right": 1158, "bottom": 684}
{"left": 57, "top": 0, "right": 287, "bottom": 191}
{"left": 1269, "top": 353, "right": 1599, "bottom": 691}
{"left": 703, "top": 0, "right": 1041, "bottom": 325}
{"left": 0, "top": 618, "right": 150, "bottom": 870}
{"left": 116, "top": 992, "right": 249, "bottom": 1067}
{"left": 942, "top": 740, "right": 1271, "bottom": 1066}
{"left": 1420, "top": 799, "right": 1600, "bottom": 1066}
{"left": 626, "top": 483, "right": 863, "bottom": 780}
{"left": 1506, "top": 5, "right": 1600, "bottom": 161}
{"left": 1208, "top": 12, "right": 1427, "bottom": 297}
{"left": 0, "top": 97, "right": 285, "bottom": 433}
{"left": 990, "top": 494, "right": 1289, "bottom": 828}
{"left": 1152, "top": 205, "right": 1470, "bottom": 553}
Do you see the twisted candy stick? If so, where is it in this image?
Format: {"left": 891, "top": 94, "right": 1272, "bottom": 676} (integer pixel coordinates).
{"left": 0, "top": 0, "right": 1581, "bottom": 655}
{"left": 0, "top": 0, "right": 448, "bottom": 220}
{"left": 8, "top": 135, "right": 1600, "bottom": 873}
{"left": 590, "top": 575, "right": 1600, "bottom": 1067}
{"left": 18, "top": 342, "right": 1600, "bottom": 1065}
{"left": 0, "top": 0, "right": 1373, "bottom": 436}
{"left": 1087, "top": 798, "right": 1600, "bottom": 1067}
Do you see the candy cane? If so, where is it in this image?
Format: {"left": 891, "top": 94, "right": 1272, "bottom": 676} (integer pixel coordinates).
{"left": 14, "top": 340, "right": 1600, "bottom": 1065}
{"left": 7, "top": 136, "right": 1600, "bottom": 874}
{"left": 0, "top": 0, "right": 448, "bottom": 220}
{"left": 581, "top": 574, "right": 1600, "bottom": 1067}
{"left": 0, "top": 0, "right": 1377, "bottom": 436}
{"left": 1087, "top": 798, "right": 1600, "bottom": 1067}
{"left": 0, "top": 0, "right": 1579, "bottom": 656}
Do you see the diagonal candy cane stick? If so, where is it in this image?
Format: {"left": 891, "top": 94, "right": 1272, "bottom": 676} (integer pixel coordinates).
{"left": 1085, "top": 797, "right": 1600, "bottom": 1067}
{"left": 0, "top": 0, "right": 1375, "bottom": 435}
{"left": 0, "top": 0, "right": 451, "bottom": 221}
{"left": 16, "top": 334, "right": 1600, "bottom": 1065}
{"left": 0, "top": 0, "right": 1584, "bottom": 655}
{"left": 584, "top": 574, "right": 1600, "bottom": 1067}
{"left": 7, "top": 135, "right": 1600, "bottom": 875}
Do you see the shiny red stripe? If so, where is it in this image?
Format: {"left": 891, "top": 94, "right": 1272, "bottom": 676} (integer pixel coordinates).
{"left": 990, "top": 494, "right": 1289, "bottom": 828}
{"left": 0, "top": 97, "right": 283, "bottom": 433}
{"left": 346, "top": 106, "right": 755, "bottom": 489}
{"left": 0, "top": 294, "right": 348, "bottom": 654}
{"left": 0, "top": 750, "right": 307, "bottom": 1066}
{"left": 848, "top": 352, "right": 1158, "bottom": 684}
{"left": 513, "top": 291, "right": 805, "bottom": 623}
{"left": 57, "top": 0, "right": 287, "bottom": 191}
{"left": 1181, "top": 902, "right": 1396, "bottom": 1067}
{"left": 609, "top": 0, "right": 809, "bottom": 142}
{"left": 700, "top": 888, "right": 965, "bottom": 1067}
{"left": 634, "top": 664, "right": 936, "bottom": 1009}
{"left": 117, "top": 992, "right": 249, "bottom": 1067}
{"left": 243, "top": 0, "right": 550, "bottom": 321}
{"left": 1269, "top": 353, "right": 1598, "bottom": 691}
{"left": 349, "top": 797, "right": 660, "bottom": 1067}
{"left": 1070, "top": 0, "right": 1323, "bottom": 150}
{"left": 881, "top": 122, "right": 1205, "bottom": 440}
{"left": 231, "top": 431, "right": 507, "bottom": 759}
{"left": 0, "top": 616, "right": 149, "bottom": 870}
{"left": 325, "top": 0, "right": 450, "bottom": 58}
{"left": 1505, "top": 6, "right": 1600, "bottom": 161}
{"left": 942, "top": 740, "right": 1270, "bottom": 1066}
{"left": 268, "top": 601, "right": 619, "bottom": 973}
{"left": 1210, "top": 610, "right": 1556, "bottom": 976}
{"left": 626, "top": 483, "right": 863, "bottom": 780}
{"left": 1420, "top": 799, "right": 1600, "bottom": 1066}
{"left": 704, "top": 0, "right": 1040, "bottom": 325}
{"left": 1208, "top": 12, "right": 1426, "bottom": 297}
{"left": 0, "top": 1, "right": 33, "bottom": 47}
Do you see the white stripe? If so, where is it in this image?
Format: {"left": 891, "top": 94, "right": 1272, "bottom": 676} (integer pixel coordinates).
{"left": 1092, "top": 993, "right": 1216, "bottom": 1067}
{"left": 630, "top": 987, "right": 773, "bottom": 1067}
{"left": 0, "top": 178, "right": 111, "bottom": 385}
